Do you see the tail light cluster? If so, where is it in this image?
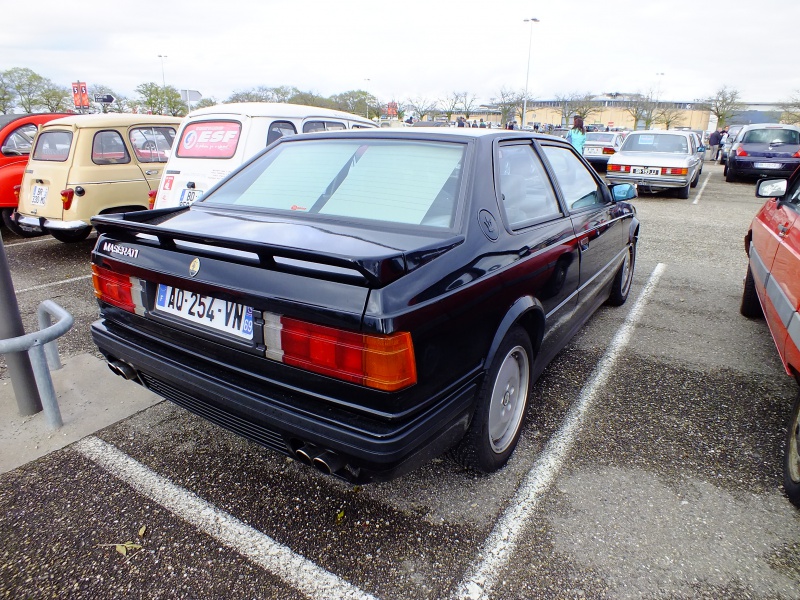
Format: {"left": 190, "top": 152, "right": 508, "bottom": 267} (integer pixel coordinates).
{"left": 148, "top": 190, "right": 158, "bottom": 210}
{"left": 607, "top": 164, "right": 631, "bottom": 173}
{"left": 602, "top": 147, "right": 616, "bottom": 155}
{"left": 61, "top": 188, "right": 75, "bottom": 210}
{"left": 13, "top": 185, "right": 20, "bottom": 201}
{"left": 662, "top": 167, "right": 688, "bottom": 176}
{"left": 92, "top": 264, "right": 417, "bottom": 391}
{"left": 736, "top": 147, "right": 748, "bottom": 157}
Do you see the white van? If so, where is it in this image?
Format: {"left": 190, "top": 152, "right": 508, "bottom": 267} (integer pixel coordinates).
{"left": 151, "top": 102, "right": 377, "bottom": 209}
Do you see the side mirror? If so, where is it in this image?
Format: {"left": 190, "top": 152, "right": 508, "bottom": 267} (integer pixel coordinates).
{"left": 698, "top": 146, "right": 706, "bottom": 152}
{"left": 756, "top": 178, "right": 787, "bottom": 199}
{"left": 611, "top": 183, "right": 637, "bottom": 202}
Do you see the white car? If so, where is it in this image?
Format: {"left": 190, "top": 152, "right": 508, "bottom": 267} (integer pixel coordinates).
{"left": 582, "top": 131, "right": 626, "bottom": 169}
{"left": 606, "top": 130, "right": 703, "bottom": 199}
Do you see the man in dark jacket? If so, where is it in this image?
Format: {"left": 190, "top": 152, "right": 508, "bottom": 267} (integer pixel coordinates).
{"left": 708, "top": 128, "right": 722, "bottom": 161}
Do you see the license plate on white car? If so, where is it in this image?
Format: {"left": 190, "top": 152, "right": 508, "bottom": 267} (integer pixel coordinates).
{"left": 632, "top": 167, "right": 661, "bottom": 176}
{"left": 179, "top": 189, "right": 204, "bottom": 206}
{"left": 155, "top": 284, "right": 253, "bottom": 340}
{"left": 754, "top": 162, "right": 782, "bottom": 169}
{"left": 31, "top": 185, "right": 48, "bottom": 206}
{"left": 584, "top": 147, "right": 602, "bottom": 156}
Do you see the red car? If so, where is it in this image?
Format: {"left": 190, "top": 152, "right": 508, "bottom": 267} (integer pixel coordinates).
{"left": 741, "top": 172, "right": 800, "bottom": 507}
{"left": 0, "top": 113, "right": 71, "bottom": 235}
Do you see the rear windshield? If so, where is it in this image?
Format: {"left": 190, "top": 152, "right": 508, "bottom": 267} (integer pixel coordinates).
{"left": 741, "top": 128, "right": 800, "bottom": 145}
{"left": 621, "top": 133, "right": 688, "bottom": 153}
{"left": 32, "top": 130, "right": 73, "bottom": 162}
{"left": 205, "top": 139, "right": 465, "bottom": 228}
{"left": 176, "top": 120, "right": 242, "bottom": 159}
{"left": 586, "top": 133, "right": 615, "bottom": 143}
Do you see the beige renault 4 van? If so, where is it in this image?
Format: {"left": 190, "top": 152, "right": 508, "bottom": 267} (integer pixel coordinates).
{"left": 14, "top": 113, "right": 182, "bottom": 242}
{"left": 151, "top": 103, "right": 376, "bottom": 209}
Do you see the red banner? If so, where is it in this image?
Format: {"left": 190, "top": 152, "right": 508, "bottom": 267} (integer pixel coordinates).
{"left": 72, "top": 81, "right": 90, "bottom": 108}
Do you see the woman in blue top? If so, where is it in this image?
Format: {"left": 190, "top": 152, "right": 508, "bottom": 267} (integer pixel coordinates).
{"left": 567, "top": 116, "right": 586, "bottom": 155}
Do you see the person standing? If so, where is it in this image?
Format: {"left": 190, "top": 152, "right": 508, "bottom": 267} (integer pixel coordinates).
{"left": 708, "top": 127, "right": 722, "bottom": 162}
{"left": 566, "top": 116, "right": 586, "bottom": 155}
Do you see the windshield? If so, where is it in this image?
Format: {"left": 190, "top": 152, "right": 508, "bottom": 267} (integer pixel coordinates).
{"left": 621, "top": 133, "right": 688, "bottom": 154}
{"left": 205, "top": 139, "right": 465, "bottom": 228}
{"left": 741, "top": 128, "right": 799, "bottom": 144}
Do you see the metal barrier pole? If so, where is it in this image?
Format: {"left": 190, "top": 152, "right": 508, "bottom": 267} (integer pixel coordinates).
{"left": 0, "top": 236, "right": 42, "bottom": 415}
{"left": 38, "top": 304, "right": 62, "bottom": 370}
{"left": 28, "top": 342, "right": 62, "bottom": 428}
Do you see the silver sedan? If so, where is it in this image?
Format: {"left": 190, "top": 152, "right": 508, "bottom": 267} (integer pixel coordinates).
{"left": 606, "top": 130, "right": 703, "bottom": 199}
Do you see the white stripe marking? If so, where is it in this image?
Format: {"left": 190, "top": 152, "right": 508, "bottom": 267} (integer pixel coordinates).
{"left": 692, "top": 171, "right": 712, "bottom": 205}
{"left": 75, "top": 436, "right": 378, "bottom": 600}
{"left": 3, "top": 236, "right": 54, "bottom": 246}
{"left": 15, "top": 274, "right": 92, "bottom": 294}
{"left": 454, "top": 263, "right": 667, "bottom": 600}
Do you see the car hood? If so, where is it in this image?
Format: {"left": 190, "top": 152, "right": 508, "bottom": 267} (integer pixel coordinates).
{"left": 608, "top": 151, "right": 693, "bottom": 166}
{"left": 92, "top": 207, "right": 464, "bottom": 287}
{"left": 738, "top": 142, "right": 800, "bottom": 159}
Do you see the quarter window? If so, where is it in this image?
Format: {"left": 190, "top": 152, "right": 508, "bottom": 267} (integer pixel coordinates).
{"left": 303, "top": 121, "right": 347, "bottom": 133}
{"left": 497, "top": 144, "right": 560, "bottom": 228}
{"left": 2, "top": 123, "right": 37, "bottom": 157}
{"left": 32, "top": 130, "right": 72, "bottom": 162}
{"left": 542, "top": 145, "right": 604, "bottom": 211}
{"left": 267, "top": 120, "right": 297, "bottom": 145}
{"left": 92, "top": 130, "right": 130, "bottom": 165}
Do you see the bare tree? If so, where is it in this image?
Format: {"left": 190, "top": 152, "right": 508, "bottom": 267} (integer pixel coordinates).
{"left": 554, "top": 92, "right": 583, "bottom": 127}
{"left": 623, "top": 91, "right": 659, "bottom": 130}
{"left": 459, "top": 92, "right": 479, "bottom": 120}
{"left": 405, "top": 97, "right": 438, "bottom": 121}
{"left": 698, "top": 86, "right": 744, "bottom": 127}
{"left": 440, "top": 92, "right": 462, "bottom": 122}
{"left": 492, "top": 87, "right": 524, "bottom": 125}
{"left": 571, "top": 93, "right": 602, "bottom": 123}
{"left": 655, "top": 104, "right": 686, "bottom": 129}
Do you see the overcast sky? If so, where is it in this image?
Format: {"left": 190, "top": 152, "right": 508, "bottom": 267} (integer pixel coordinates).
{"left": 3, "top": 0, "right": 798, "bottom": 108}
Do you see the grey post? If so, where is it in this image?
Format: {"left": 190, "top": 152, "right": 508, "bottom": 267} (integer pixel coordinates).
{"left": 0, "top": 235, "right": 41, "bottom": 415}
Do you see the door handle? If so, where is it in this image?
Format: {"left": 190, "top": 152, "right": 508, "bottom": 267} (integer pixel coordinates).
{"left": 579, "top": 237, "right": 589, "bottom": 251}
{"left": 145, "top": 170, "right": 158, "bottom": 175}
{"left": 779, "top": 224, "right": 789, "bottom": 238}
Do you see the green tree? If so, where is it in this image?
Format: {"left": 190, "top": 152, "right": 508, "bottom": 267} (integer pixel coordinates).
{"left": 163, "top": 86, "right": 188, "bottom": 117}
{"left": 135, "top": 82, "right": 186, "bottom": 116}
{"left": 288, "top": 90, "right": 334, "bottom": 109}
{"left": 90, "top": 84, "right": 123, "bottom": 113}
{"left": 780, "top": 92, "right": 800, "bottom": 125}
{"left": 193, "top": 97, "right": 218, "bottom": 109}
{"left": 5, "top": 67, "right": 46, "bottom": 112}
{"left": 0, "top": 71, "right": 15, "bottom": 114}
{"left": 38, "top": 81, "right": 71, "bottom": 112}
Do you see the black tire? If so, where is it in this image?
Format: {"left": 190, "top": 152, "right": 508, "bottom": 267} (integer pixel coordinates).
{"left": 676, "top": 182, "right": 690, "bottom": 199}
{"left": 606, "top": 240, "right": 636, "bottom": 306}
{"left": 690, "top": 168, "right": 700, "bottom": 188}
{"left": 1, "top": 209, "right": 44, "bottom": 238}
{"left": 451, "top": 326, "right": 532, "bottom": 473}
{"left": 50, "top": 227, "right": 92, "bottom": 243}
{"left": 740, "top": 264, "right": 763, "bottom": 318}
{"left": 783, "top": 395, "right": 800, "bottom": 508}
{"left": 725, "top": 163, "right": 737, "bottom": 183}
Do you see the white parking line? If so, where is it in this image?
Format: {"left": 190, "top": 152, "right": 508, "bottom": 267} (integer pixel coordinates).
{"left": 454, "top": 263, "right": 667, "bottom": 600}
{"left": 75, "top": 436, "right": 379, "bottom": 600}
{"left": 14, "top": 274, "right": 92, "bottom": 294}
{"left": 692, "top": 171, "right": 712, "bottom": 205}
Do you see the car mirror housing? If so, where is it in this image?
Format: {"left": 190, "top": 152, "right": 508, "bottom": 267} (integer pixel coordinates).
{"left": 756, "top": 178, "right": 787, "bottom": 199}
{"left": 611, "top": 183, "right": 637, "bottom": 202}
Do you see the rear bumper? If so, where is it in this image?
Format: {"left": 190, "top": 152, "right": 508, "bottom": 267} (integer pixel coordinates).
{"left": 91, "top": 319, "right": 477, "bottom": 483}
{"left": 728, "top": 158, "right": 800, "bottom": 179}
{"left": 606, "top": 174, "right": 690, "bottom": 191}
{"left": 14, "top": 213, "right": 88, "bottom": 232}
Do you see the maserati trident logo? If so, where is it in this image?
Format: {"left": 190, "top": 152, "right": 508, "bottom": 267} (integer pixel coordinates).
{"left": 189, "top": 258, "right": 200, "bottom": 277}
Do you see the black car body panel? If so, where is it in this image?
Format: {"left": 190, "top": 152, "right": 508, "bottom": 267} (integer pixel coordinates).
{"left": 90, "top": 129, "right": 638, "bottom": 482}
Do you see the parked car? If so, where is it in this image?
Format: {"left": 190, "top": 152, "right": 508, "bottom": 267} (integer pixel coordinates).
{"left": 740, "top": 173, "right": 800, "bottom": 507}
{"left": 12, "top": 114, "right": 182, "bottom": 242}
{"left": 725, "top": 124, "right": 800, "bottom": 183}
{"left": 0, "top": 112, "right": 71, "bottom": 235}
{"left": 90, "top": 128, "right": 639, "bottom": 483}
{"left": 718, "top": 124, "right": 745, "bottom": 165}
{"left": 151, "top": 103, "right": 376, "bottom": 209}
{"left": 582, "top": 131, "right": 626, "bottom": 170}
{"left": 606, "top": 130, "right": 703, "bottom": 199}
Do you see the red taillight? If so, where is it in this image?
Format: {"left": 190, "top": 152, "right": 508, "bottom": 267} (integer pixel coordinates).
{"left": 793, "top": 150, "right": 800, "bottom": 158}
{"left": 275, "top": 316, "right": 417, "bottom": 391}
{"left": 148, "top": 190, "right": 157, "bottom": 210}
{"left": 736, "top": 147, "right": 748, "bottom": 157}
{"left": 92, "top": 264, "right": 135, "bottom": 312}
{"left": 13, "top": 185, "right": 21, "bottom": 201}
{"left": 663, "top": 167, "right": 688, "bottom": 176}
{"left": 60, "top": 188, "right": 75, "bottom": 210}
{"left": 602, "top": 147, "right": 616, "bottom": 155}
{"left": 607, "top": 164, "right": 630, "bottom": 173}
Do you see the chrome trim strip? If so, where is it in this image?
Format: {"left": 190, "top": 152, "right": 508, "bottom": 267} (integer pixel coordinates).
{"left": 766, "top": 275, "right": 795, "bottom": 329}
{"left": 749, "top": 245, "right": 770, "bottom": 289}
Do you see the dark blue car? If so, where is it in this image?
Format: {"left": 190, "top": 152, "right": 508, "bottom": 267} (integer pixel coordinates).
{"left": 725, "top": 124, "right": 800, "bottom": 182}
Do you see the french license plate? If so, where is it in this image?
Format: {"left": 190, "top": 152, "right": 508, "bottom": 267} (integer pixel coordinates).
{"left": 754, "top": 162, "right": 782, "bottom": 169}
{"left": 632, "top": 166, "right": 661, "bottom": 176}
{"left": 31, "top": 185, "right": 48, "bottom": 206}
{"left": 584, "top": 147, "right": 602, "bottom": 155}
{"left": 179, "top": 189, "right": 204, "bottom": 206}
{"left": 155, "top": 284, "right": 253, "bottom": 340}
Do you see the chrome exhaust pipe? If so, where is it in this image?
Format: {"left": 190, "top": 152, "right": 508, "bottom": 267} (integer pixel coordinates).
{"left": 107, "top": 359, "right": 137, "bottom": 380}
{"left": 295, "top": 446, "right": 321, "bottom": 465}
{"left": 312, "top": 451, "right": 345, "bottom": 475}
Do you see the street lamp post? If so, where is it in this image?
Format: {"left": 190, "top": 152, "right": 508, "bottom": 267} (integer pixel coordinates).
{"left": 364, "top": 78, "right": 371, "bottom": 119}
{"left": 158, "top": 54, "right": 168, "bottom": 89}
{"left": 522, "top": 18, "right": 540, "bottom": 129}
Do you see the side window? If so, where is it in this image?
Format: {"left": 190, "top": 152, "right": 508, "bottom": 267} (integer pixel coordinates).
{"left": 92, "top": 130, "right": 130, "bottom": 165}
{"left": 267, "top": 120, "right": 297, "bottom": 145}
{"left": 787, "top": 179, "right": 800, "bottom": 212}
{"left": 129, "top": 126, "right": 175, "bottom": 163}
{"left": 325, "top": 121, "right": 346, "bottom": 131}
{"left": 2, "top": 123, "right": 37, "bottom": 156}
{"left": 351, "top": 124, "right": 374, "bottom": 129}
{"left": 541, "top": 145, "right": 604, "bottom": 211}
{"left": 302, "top": 120, "right": 346, "bottom": 133}
{"left": 498, "top": 144, "right": 560, "bottom": 228}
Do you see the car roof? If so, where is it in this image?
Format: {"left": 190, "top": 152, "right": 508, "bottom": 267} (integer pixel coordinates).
{"left": 0, "top": 113, "right": 70, "bottom": 128}
{"left": 739, "top": 123, "right": 800, "bottom": 131}
{"left": 281, "top": 127, "right": 568, "bottom": 142}
{"left": 186, "top": 102, "right": 375, "bottom": 125}
{"left": 41, "top": 113, "right": 183, "bottom": 129}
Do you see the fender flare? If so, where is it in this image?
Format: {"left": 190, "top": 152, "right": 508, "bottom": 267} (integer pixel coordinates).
{"left": 484, "top": 295, "right": 546, "bottom": 370}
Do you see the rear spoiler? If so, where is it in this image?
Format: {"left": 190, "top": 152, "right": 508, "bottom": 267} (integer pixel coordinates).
{"left": 92, "top": 210, "right": 463, "bottom": 288}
